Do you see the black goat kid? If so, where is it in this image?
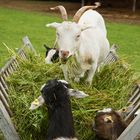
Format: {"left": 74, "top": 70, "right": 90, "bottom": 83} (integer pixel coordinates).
{"left": 44, "top": 44, "right": 59, "bottom": 64}
{"left": 29, "top": 79, "right": 81, "bottom": 140}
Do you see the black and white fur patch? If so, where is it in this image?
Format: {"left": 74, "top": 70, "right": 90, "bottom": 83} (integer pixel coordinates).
{"left": 44, "top": 44, "right": 59, "bottom": 64}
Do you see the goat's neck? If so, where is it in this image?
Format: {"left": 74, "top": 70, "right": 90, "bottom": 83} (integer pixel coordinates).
{"left": 46, "top": 102, "right": 75, "bottom": 140}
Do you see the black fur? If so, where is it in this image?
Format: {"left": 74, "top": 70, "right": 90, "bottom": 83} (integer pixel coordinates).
{"left": 41, "top": 79, "right": 75, "bottom": 140}
{"left": 44, "top": 44, "right": 59, "bottom": 63}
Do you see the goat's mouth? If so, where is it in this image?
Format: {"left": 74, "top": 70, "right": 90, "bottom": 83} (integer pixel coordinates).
{"left": 60, "top": 57, "right": 68, "bottom": 64}
{"left": 60, "top": 55, "right": 73, "bottom": 64}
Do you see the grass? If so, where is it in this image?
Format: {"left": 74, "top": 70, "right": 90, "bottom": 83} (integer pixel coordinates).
{"left": 7, "top": 50, "right": 137, "bottom": 140}
{"left": 0, "top": 7, "right": 139, "bottom": 140}
{"left": 0, "top": 7, "right": 140, "bottom": 75}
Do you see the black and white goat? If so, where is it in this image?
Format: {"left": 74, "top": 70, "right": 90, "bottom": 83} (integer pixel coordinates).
{"left": 93, "top": 108, "right": 126, "bottom": 140}
{"left": 44, "top": 44, "right": 59, "bottom": 64}
{"left": 29, "top": 79, "right": 88, "bottom": 140}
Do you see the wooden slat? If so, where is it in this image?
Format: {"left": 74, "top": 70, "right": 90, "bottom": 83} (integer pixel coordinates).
{"left": 0, "top": 76, "right": 8, "bottom": 91}
{"left": 0, "top": 90, "right": 12, "bottom": 117}
{"left": 0, "top": 101, "right": 19, "bottom": 140}
{"left": 10, "top": 63, "right": 16, "bottom": 71}
{"left": 22, "top": 36, "right": 36, "bottom": 52}
{"left": 130, "top": 93, "right": 140, "bottom": 106}
{"left": 128, "top": 85, "right": 140, "bottom": 103}
{"left": 0, "top": 82, "right": 8, "bottom": 101}
{"left": 103, "top": 44, "right": 118, "bottom": 65}
{"left": 125, "top": 101, "right": 140, "bottom": 123}
{"left": 118, "top": 113, "right": 140, "bottom": 140}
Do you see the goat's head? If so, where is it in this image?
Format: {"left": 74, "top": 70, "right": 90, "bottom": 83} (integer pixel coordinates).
{"left": 93, "top": 108, "right": 126, "bottom": 140}
{"left": 29, "top": 79, "right": 88, "bottom": 110}
{"left": 46, "top": 4, "right": 100, "bottom": 61}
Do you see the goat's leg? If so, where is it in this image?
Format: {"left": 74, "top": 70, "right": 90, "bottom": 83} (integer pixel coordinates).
{"left": 80, "top": 71, "right": 85, "bottom": 78}
{"left": 74, "top": 71, "right": 85, "bottom": 82}
{"left": 86, "top": 62, "right": 97, "bottom": 85}
{"left": 60, "top": 64, "right": 69, "bottom": 81}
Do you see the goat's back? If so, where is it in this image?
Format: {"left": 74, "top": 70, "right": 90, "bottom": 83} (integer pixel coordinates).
{"left": 78, "top": 10, "right": 107, "bottom": 37}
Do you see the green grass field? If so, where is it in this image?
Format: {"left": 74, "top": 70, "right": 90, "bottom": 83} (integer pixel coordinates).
{"left": 0, "top": 7, "right": 140, "bottom": 74}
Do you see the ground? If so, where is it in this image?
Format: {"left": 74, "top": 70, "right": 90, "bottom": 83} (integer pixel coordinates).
{"left": 0, "top": 0, "right": 140, "bottom": 24}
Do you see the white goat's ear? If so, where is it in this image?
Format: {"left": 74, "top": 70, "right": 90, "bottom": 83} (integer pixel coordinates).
{"left": 81, "top": 24, "right": 93, "bottom": 31}
{"left": 46, "top": 22, "right": 61, "bottom": 29}
{"left": 29, "top": 95, "right": 45, "bottom": 110}
{"left": 68, "top": 89, "right": 89, "bottom": 98}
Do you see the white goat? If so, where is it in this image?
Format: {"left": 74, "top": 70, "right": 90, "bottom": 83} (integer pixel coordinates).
{"left": 46, "top": 4, "right": 110, "bottom": 84}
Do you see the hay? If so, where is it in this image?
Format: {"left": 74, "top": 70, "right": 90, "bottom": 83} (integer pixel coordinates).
{"left": 7, "top": 52, "right": 137, "bottom": 140}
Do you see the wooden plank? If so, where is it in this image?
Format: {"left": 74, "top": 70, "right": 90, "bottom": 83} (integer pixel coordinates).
{"left": 0, "top": 82, "right": 8, "bottom": 101}
{"left": 103, "top": 44, "right": 118, "bottom": 65}
{"left": 0, "top": 76, "right": 8, "bottom": 91}
{"left": 125, "top": 101, "right": 140, "bottom": 123}
{"left": 21, "top": 50, "right": 27, "bottom": 59}
{"left": 117, "top": 113, "right": 140, "bottom": 140}
{"left": 21, "top": 51, "right": 27, "bottom": 60}
{"left": 10, "top": 63, "right": 17, "bottom": 71}
{"left": 128, "top": 85, "right": 140, "bottom": 103}
{"left": 22, "top": 36, "right": 36, "bottom": 52}
{"left": 4, "top": 70, "right": 9, "bottom": 78}
{"left": 18, "top": 49, "right": 25, "bottom": 59}
{"left": 0, "top": 90, "right": 12, "bottom": 117}
{"left": 0, "top": 101, "right": 20, "bottom": 140}
{"left": 130, "top": 93, "right": 140, "bottom": 106}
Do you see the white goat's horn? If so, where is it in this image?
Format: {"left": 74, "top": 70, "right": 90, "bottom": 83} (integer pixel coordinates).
{"left": 50, "top": 5, "right": 68, "bottom": 21}
{"left": 73, "top": 2, "right": 101, "bottom": 23}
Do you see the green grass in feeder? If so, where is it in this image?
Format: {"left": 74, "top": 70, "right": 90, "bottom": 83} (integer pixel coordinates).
{"left": 7, "top": 52, "right": 138, "bottom": 140}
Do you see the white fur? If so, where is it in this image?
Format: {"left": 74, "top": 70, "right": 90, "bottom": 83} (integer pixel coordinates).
{"left": 40, "top": 84, "right": 46, "bottom": 91}
{"left": 98, "top": 108, "right": 112, "bottom": 113}
{"left": 58, "top": 80, "right": 68, "bottom": 85}
{"left": 45, "top": 49, "right": 57, "bottom": 64}
{"left": 47, "top": 9, "right": 110, "bottom": 84}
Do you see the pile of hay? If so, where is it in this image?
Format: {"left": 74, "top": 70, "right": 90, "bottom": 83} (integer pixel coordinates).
{"left": 7, "top": 51, "right": 137, "bottom": 140}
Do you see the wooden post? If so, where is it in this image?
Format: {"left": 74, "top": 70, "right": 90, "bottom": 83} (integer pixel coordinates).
{"left": 132, "top": 0, "right": 136, "bottom": 13}
{"left": 0, "top": 101, "right": 20, "bottom": 140}
{"left": 81, "top": 0, "right": 85, "bottom": 7}
{"left": 118, "top": 113, "right": 140, "bottom": 140}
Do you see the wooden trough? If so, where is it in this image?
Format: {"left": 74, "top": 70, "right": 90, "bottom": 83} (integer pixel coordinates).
{"left": 0, "top": 36, "right": 139, "bottom": 140}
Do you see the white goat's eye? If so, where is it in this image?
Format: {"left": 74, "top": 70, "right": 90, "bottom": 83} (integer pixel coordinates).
{"left": 76, "top": 34, "right": 80, "bottom": 40}
{"left": 56, "top": 32, "right": 60, "bottom": 38}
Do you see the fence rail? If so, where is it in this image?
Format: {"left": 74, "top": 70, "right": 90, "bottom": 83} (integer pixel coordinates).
{"left": 0, "top": 37, "right": 139, "bottom": 140}
{"left": 0, "top": 36, "right": 34, "bottom": 140}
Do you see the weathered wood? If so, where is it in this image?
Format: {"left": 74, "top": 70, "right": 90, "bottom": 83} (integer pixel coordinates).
{"left": 10, "top": 63, "right": 17, "bottom": 71}
{"left": 130, "top": 93, "right": 140, "bottom": 106}
{"left": 0, "top": 90, "right": 12, "bottom": 117}
{"left": 0, "top": 82, "right": 8, "bottom": 101}
{"left": 128, "top": 84, "right": 140, "bottom": 103}
{"left": 103, "top": 44, "right": 118, "bottom": 65}
{"left": 0, "top": 101, "right": 20, "bottom": 140}
{"left": 0, "top": 36, "right": 36, "bottom": 140}
{"left": 125, "top": 101, "right": 140, "bottom": 123}
{"left": 0, "top": 76, "right": 8, "bottom": 91}
{"left": 132, "top": 0, "right": 137, "bottom": 12}
{"left": 22, "top": 36, "right": 36, "bottom": 52}
{"left": 118, "top": 113, "right": 140, "bottom": 140}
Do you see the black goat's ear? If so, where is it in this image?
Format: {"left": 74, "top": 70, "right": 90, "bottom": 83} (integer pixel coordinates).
{"left": 29, "top": 96, "right": 45, "bottom": 110}
{"left": 68, "top": 89, "right": 89, "bottom": 98}
{"left": 44, "top": 44, "right": 50, "bottom": 50}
